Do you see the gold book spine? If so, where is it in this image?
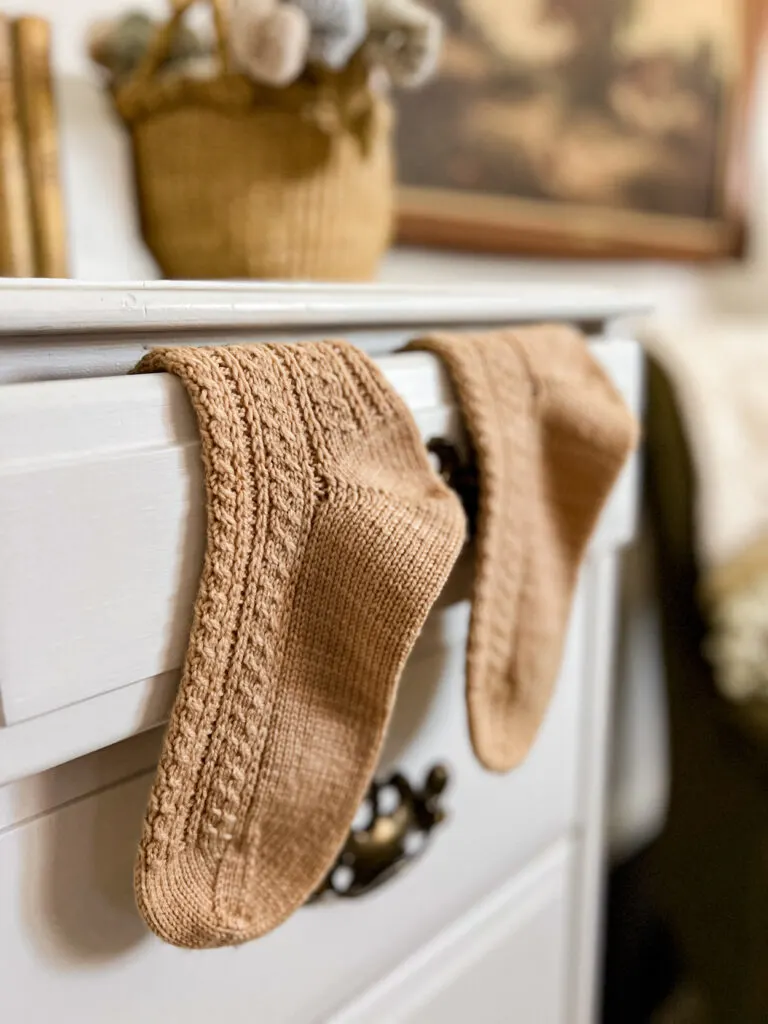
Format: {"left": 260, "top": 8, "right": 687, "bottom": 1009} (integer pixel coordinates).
{"left": 0, "top": 14, "right": 34, "bottom": 277}
{"left": 14, "top": 16, "right": 68, "bottom": 278}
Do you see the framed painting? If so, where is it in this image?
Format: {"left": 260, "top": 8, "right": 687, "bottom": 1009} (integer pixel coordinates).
{"left": 396, "top": 0, "right": 764, "bottom": 259}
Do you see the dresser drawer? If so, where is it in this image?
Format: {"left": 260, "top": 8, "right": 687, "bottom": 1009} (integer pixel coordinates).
{"left": 335, "top": 839, "right": 573, "bottom": 1023}
{"left": 0, "top": 340, "right": 641, "bottom": 784}
{"left": 0, "top": 732, "right": 575, "bottom": 1024}
{"left": 0, "top": 552, "right": 609, "bottom": 1022}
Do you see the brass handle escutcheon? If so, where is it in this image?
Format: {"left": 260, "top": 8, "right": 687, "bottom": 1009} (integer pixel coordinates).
{"left": 311, "top": 764, "right": 450, "bottom": 901}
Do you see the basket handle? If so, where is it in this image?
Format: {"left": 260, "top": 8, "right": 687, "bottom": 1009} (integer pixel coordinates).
{"left": 124, "top": 0, "right": 230, "bottom": 92}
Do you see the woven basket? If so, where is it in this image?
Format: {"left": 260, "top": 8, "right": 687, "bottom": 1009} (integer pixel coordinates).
{"left": 114, "top": 0, "right": 394, "bottom": 280}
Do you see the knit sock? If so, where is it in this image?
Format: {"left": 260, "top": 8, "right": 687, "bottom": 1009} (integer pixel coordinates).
{"left": 132, "top": 341, "right": 465, "bottom": 948}
{"left": 407, "top": 326, "right": 638, "bottom": 772}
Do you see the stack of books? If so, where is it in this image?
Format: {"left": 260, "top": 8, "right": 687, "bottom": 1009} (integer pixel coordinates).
{"left": 0, "top": 14, "right": 67, "bottom": 278}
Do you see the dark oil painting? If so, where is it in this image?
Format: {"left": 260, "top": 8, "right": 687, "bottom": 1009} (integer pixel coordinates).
{"left": 397, "top": 0, "right": 754, "bottom": 257}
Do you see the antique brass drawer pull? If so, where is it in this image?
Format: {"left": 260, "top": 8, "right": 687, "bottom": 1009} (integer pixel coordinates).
{"left": 312, "top": 764, "right": 450, "bottom": 901}
{"left": 427, "top": 437, "right": 478, "bottom": 534}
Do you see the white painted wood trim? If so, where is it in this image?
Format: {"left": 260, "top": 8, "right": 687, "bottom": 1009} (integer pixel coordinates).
{"left": 569, "top": 553, "right": 622, "bottom": 1024}
{"left": 0, "top": 280, "right": 648, "bottom": 336}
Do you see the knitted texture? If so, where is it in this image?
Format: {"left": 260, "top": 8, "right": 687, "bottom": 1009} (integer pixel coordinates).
{"left": 132, "top": 341, "right": 465, "bottom": 948}
{"left": 407, "top": 326, "right": 639, "bottom": 772}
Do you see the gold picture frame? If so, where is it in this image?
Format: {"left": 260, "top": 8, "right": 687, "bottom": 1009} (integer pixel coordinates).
{"left": 397, "top": 0, "right": 764, "bottom": 260}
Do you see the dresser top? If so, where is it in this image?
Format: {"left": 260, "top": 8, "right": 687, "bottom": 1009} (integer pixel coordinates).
{"left": 0, "top": 280, "right": 648, "bottom": 336}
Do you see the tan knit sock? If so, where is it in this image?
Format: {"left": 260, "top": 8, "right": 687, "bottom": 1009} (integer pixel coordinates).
{"left": 132, "top": 341, "right": 465, "bottom": 948}
{"left": 407, "top": 326, "right": 639, "bottom": 772}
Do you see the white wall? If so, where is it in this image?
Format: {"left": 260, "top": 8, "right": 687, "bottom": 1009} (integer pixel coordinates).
{"left": 7, "top": 0, "right": 768, "bottom": 325}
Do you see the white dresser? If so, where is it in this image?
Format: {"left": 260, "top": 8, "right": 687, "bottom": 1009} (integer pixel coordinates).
{"left": 0, "top": 282, "right": 643, "bottom": 1024}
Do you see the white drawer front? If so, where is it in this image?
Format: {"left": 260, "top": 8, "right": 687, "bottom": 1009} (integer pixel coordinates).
{"left": 0, "top": 728, "right": 574, "bottom": 1024}
{"left": 0, "top": 341, "right": 641, "bottom": 781}
{"left": 0, "top": 551, "right": 607, "bottom": 980}
{"left": 334, "top": 840, "right": 572, "bottom": 1024}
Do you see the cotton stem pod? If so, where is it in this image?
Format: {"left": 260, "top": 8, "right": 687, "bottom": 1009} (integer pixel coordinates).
{"left": 294, "top": 0, "right": 368, "bottom": 70}
{"left": 88, "top": 10, "right": 207, "bottom": 82}
{"left": 230, "top": 0, "right": 312, "bottom": 86}
{"left": 365, "top": 0, "right": 443, "bottom": 88}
